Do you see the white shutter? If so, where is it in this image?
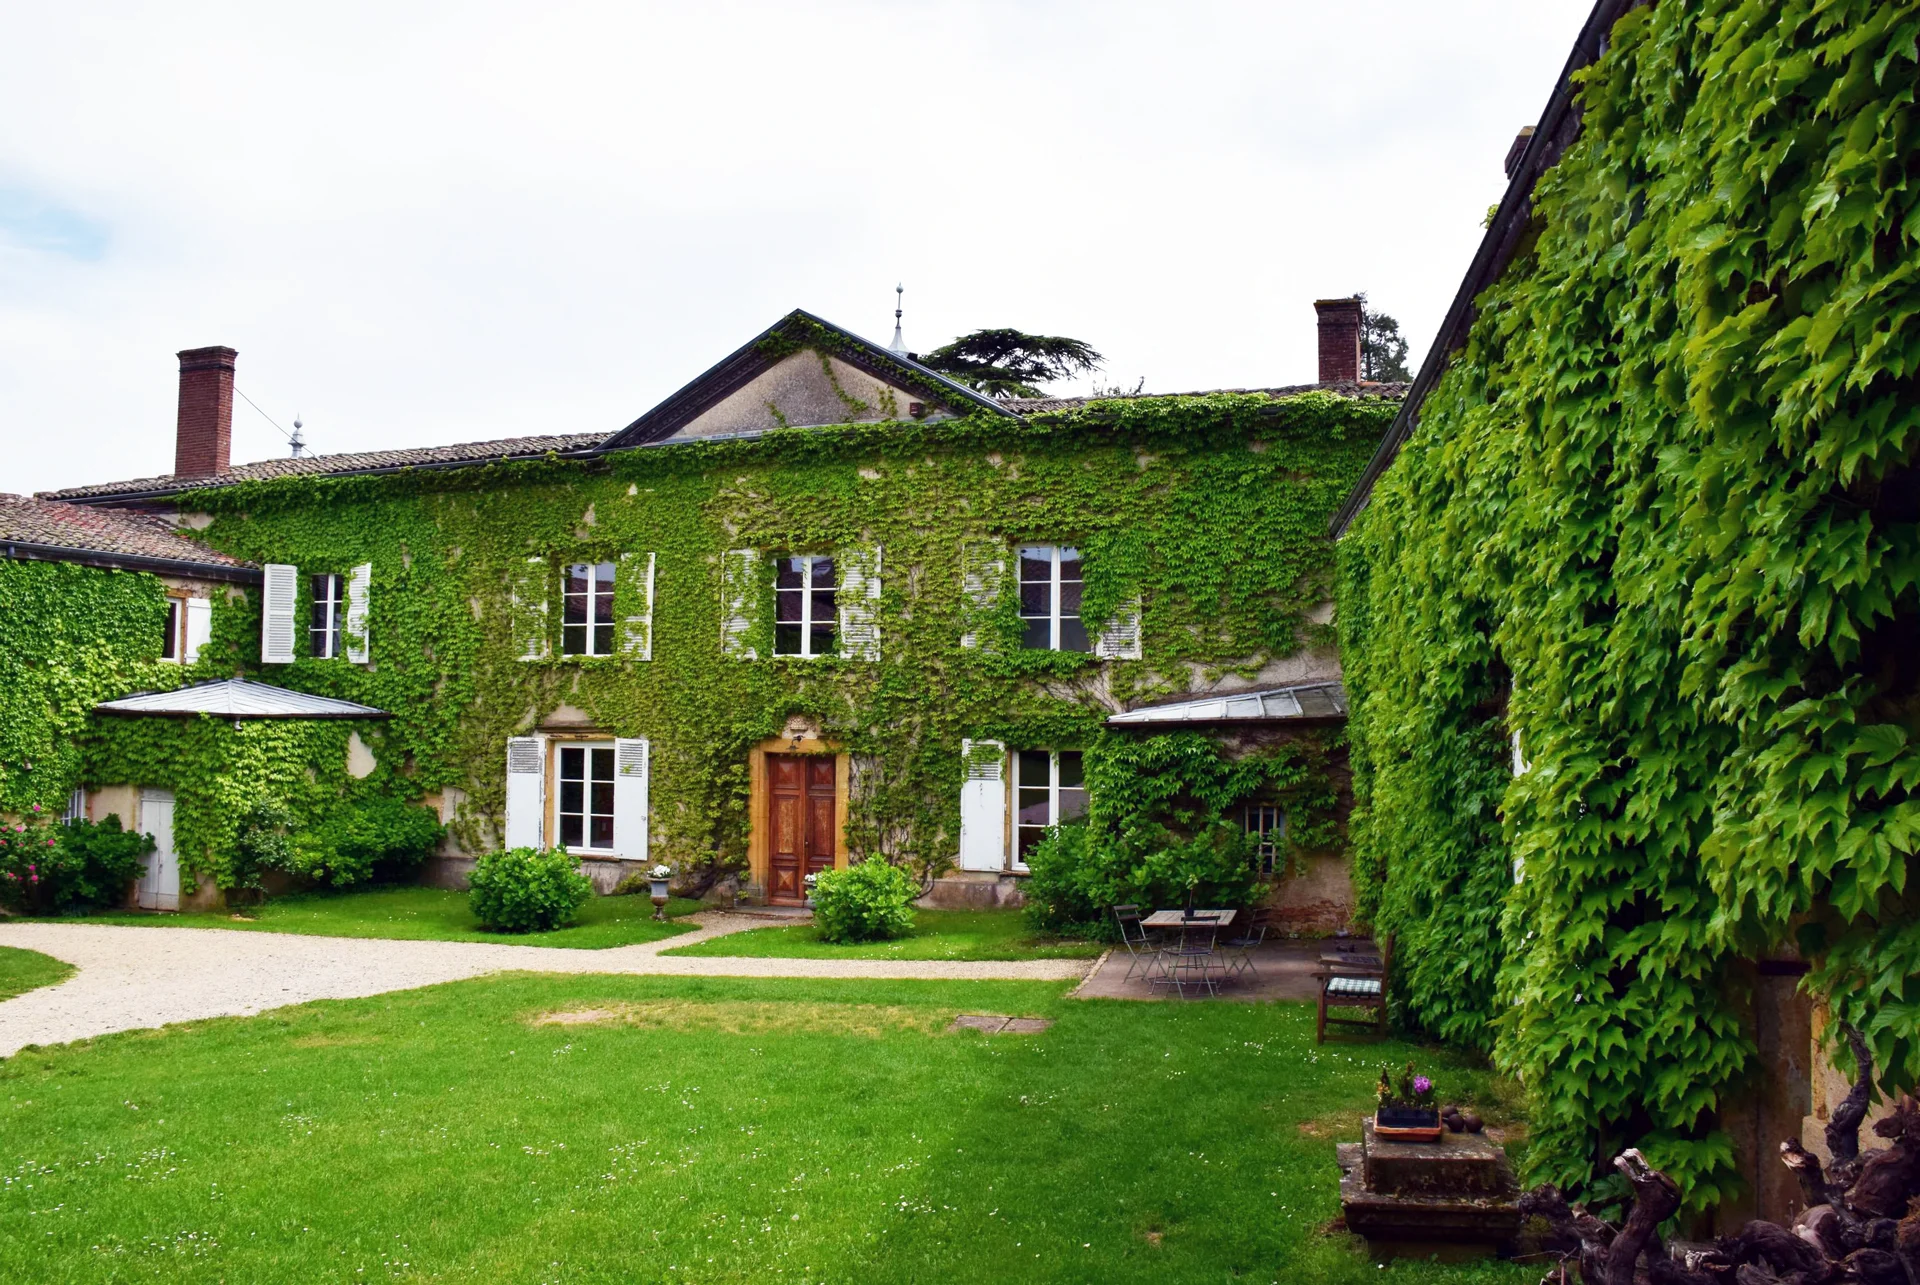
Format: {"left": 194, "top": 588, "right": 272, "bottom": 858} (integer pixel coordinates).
{"left": 260, "top": 563, "right": 298, "bottom": 664}
{"left": 620, "top": 552, "right": 655, "bottom": 660}
{"left": 510, "top": 556, "right": 549, "bottom": 661}
{"left": 958, "top": 539, "right": 1005, "bottom": 649}
{"left": 183, "top": 597, "right": 212, "bottom": 664}
{"left": 1093, "top": 595, "right": 1143, "bottom": 660}
{"left": 503, "top": 736, "right": 546, "bottom": 850}
{"left": 721, "top": 548, "right": 759, "bottom": 659}
{"left": 957, "top": 738, "right": 1008, "bottom": 871}
{"left": 344, "top": 562, "right": 372, "bottom": 663}
{"left": 838, "top": 544, "right": 881, "bottom": 661}
{"left": 613, "top": 737, "right": 651, "bottom": 861}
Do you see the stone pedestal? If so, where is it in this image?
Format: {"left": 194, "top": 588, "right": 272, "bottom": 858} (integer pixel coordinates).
{"left": 1338, "top": 1119, "right": 1522, "bottom": 1254}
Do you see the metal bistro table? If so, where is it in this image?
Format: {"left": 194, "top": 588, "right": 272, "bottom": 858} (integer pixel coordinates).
{"left": 1143, "top": 909, "right": 1235, "bottom": 997}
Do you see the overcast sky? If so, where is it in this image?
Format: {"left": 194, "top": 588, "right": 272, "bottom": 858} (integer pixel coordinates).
{"left": 1, "top": 0, "right": 1592, "bottom": 495}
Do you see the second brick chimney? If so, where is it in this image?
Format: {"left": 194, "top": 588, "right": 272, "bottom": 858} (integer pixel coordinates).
{"left": 1315, "top": 298, "right": 1363, "bottom": 384}
{"left": 175, "top": 346, "right": 237, "bottom": 478}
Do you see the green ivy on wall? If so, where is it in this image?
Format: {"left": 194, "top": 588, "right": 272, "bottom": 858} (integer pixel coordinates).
{"left": 1340, "top": 0, "right": 1919, "bottom": 1215}
{"left": 176, "top": 391, "right": 1391, "bottom": 883}
{"left": 0, "top": 560, "right": 175, "bottom": 815}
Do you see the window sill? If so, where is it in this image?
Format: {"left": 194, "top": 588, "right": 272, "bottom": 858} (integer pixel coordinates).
{"left": 565, "top": 847, "right": 619, "bottom": 859}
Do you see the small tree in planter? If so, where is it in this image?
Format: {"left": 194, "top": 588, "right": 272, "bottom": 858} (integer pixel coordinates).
{"left": 811, "top": 859, "right": 917, "bottom": 943}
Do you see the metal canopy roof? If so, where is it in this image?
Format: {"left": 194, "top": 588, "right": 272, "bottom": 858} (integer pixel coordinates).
{"left": 1107, "top": 682, "right": 1348, "bottom": 726}
{"left": 95, "top": 679, "right": 389, "bottom": 721}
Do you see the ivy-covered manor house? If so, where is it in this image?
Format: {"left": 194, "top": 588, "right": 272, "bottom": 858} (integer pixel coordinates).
{"left": 12, "top": 302, "right": 1400, "bottom": 916}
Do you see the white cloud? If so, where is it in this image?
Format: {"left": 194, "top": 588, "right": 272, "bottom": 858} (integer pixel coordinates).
{"left": 0, "top": 0, "right": 1591, "bottom": 493}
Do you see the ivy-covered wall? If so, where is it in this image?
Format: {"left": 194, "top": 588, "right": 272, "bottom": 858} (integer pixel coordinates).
{"left": 179, "top": 391, "right": 1391, "bottom": 882}
{"left": 0, "top": 559, "right": 174, "bottom": 814}
{"left": 1340, "top": 0, "right": 1918, "bottom": 1213}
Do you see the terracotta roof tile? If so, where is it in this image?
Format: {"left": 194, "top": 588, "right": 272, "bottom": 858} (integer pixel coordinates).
{"left": 1003, "top": 380, "right": 1409, "bottom": 415}
{"left": 0, "top": 494, "right": 252, "bottom": 569}
{"left": 40, "top": 432, "right": 611, "bottom": 502}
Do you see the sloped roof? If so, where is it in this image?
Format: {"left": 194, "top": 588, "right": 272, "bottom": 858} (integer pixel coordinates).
{"left": 42, "top": 433, "right": 609, "bottom": 504}
{"left": 95, "top": 679, "right": 389, "bottom": 720}
{"left": 1330, "top": 0, "right": 1637, "bottom": 537}
{"left": 1005, "top": 381, "right": 1408, "bottom": 416}
{"left": 600, "top": 309, "right": 1016, "bottom": 449}
{"left": 0, "top": 493, "right": 258, "bottom": 580}
{"left": 1107, "top": 682, "right": 1348, "bottom": 725}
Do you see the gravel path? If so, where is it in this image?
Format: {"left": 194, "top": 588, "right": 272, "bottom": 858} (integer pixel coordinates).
{"left": 0, "top": 915, "right": 1092, "bottom": 1057}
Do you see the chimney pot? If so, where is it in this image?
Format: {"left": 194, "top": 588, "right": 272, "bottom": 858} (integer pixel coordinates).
{"left": 1504, "top": 126, "right": 1536, "bottom": 181}
{"left": 1314, "top": 298, "right": 1363, "bottom": 385}
{"left": 174, "top": 345, "right": 236, "bottom": 478}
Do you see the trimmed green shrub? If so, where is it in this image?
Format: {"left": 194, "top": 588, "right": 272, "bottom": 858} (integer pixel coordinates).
{"left": 285, "top": 796, "right": 443, "bottom": 887}
{"left": 1023, "top": 819, "right": 1261, "bottom": 939}
{"left": 467, "top": 846, "right": 593, "bottom": 933}
{"left": 811, "top": 858, "right": 917, "bottom": 943}
{"left": 0, "top": 811, "right": 153, "bottom": 915}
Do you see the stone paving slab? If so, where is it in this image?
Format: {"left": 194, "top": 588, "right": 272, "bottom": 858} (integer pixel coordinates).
{"left": 0, "top": 916, "right": 1093, "bottom": 1057}
{"left": 1069, "top": 940, "right": 1326, "bottom": 1002}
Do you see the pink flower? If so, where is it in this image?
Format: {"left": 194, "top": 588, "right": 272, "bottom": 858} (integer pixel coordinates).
{"left": 1413, "top": 1076, "right": 1432, "bottom": 1095}
{"left": 29, "top": 804, "right": 40, "bottom": 813}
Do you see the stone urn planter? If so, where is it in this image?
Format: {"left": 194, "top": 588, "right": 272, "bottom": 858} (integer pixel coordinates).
{"left": 648, "top": 865, "right": 673, "bottom": 921}
{"left": 802, "top": 871, "right": 818, "bottom": 909}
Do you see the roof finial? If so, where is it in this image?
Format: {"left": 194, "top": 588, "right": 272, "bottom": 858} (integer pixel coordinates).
{"left": 289, "top": 415, "right": 306, "bottom": 459}
{"left": 889, "top": 283, "right": 907, "bottom": 355}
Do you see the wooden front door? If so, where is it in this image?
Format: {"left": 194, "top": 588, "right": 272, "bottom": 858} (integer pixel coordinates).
{"left": 768, "top": 754, "right": 837, "bottom": 904}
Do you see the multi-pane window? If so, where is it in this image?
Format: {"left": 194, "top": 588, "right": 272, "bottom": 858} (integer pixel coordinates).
{"left": 775, "top": 556, "right": 838, "bottom": 657}
{"left": 563, "top": 561, "right": 616, "bottom": 657}
{"left": 557, "top": 744, "right": 615, "bottom": 851}
{"left": 1019, "top": 546, "right": 1089, "bottom": 652}
{"left": 1245, "top": 803, "right": 1286, "bottom": 874}
{"left": 160, "top": 598, "right": 182, "bottom": 661}
{"left": 63, "top": 788, "right": 85, "bottom": 823}
{"left": 1013, "top": 749, "right": 1088, "bottom": 867}
{"left": 310, "top": 574, "right": 345, "bottom": 658}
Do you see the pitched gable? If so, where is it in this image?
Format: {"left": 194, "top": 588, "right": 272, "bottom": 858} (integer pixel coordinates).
{"left": 602, "top": 309, "right": 1015, "bottom": 449}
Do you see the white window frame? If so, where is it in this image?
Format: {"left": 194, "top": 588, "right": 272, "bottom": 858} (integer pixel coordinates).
{"left": 562, "top": 561, "right": 617, "bottom": 658}
{"left": 1245, "top": 803, "right": 1286, "bottom": 874}
{"left": 310, "top": 573, "right": 345, "bottom": 659}
{"left": 555, "top": 740, "right": 617, "bottom": 855}
{"left": 774, "top": 555, "right": 839, "bottom": 658}
{"left": 1011, "top": 748, "right": 1088, "bottom": 872}
{"left": 1018, "top": 545, "right": 1088, "bottom": 652}
{"left": 160, "top": 596, "right": 185, "bottom": 662}
{"left": 63, "top": 787, "right": 86, "bottom": 823}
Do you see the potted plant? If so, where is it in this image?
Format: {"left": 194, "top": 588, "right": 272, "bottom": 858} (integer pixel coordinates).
{"left": 648, "top": 864, "right": 673, "bottom": 920}
{"left": 802, "top": 870, "right": 818, "bottom": 909}
{"left": 1373, "top": 1062, "right": 1443, "bottom": 1142}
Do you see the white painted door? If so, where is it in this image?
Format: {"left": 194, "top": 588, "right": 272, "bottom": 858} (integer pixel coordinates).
{"left": 137, "top": 788, "right": 180, "bottom": 911}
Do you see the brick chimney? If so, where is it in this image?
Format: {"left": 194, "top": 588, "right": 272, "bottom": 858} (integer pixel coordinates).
{"left": 174, "top": 346, "right": 236, "bottom": 478}
{"left": 1315, "top": 298, "right": 1363, "bottom": 384}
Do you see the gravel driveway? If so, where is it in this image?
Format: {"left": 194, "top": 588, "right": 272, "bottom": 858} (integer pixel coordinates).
{"left": 0, "top": 915, "right": 1093, "bottom": 1057}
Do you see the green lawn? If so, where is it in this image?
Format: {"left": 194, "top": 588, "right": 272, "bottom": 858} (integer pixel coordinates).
{"left": 664, "top": 909, "right": 1106, "bottom": 961}
{"left": 0, "top": 945, "right": 73, "bottom": 1001}
{"left": 37, "top": 886, "right": 702, "bottom": 949}
{"left": 0, "top": 974, "right": 1528, "bottom": 1284}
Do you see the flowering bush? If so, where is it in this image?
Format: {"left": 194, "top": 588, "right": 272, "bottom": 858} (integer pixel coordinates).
{"left": 1375, "top": 1062, "right": 1437, "bottom": 1112}
{"left": 467, "top": 846, "right": 593, "bottom": 933}
{"left": 0, "top": 809, "right": 154, "bottom": 915}
{"left": 810, "top": 858, "right": 917, "bottom": 943}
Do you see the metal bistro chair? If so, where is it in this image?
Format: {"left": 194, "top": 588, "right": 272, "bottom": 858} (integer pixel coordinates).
{"left": 1111, "top": 904, "right": 1164, "bottom": 983}
{"left": 1314, "top": 936, "right": 1393, "bottom": 1042}
{"left": 1158, "top": 913, "right": 1221, "bottom": 999}
{"left": 1223, "top": 918, "right": 1266, "bottom": 982}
